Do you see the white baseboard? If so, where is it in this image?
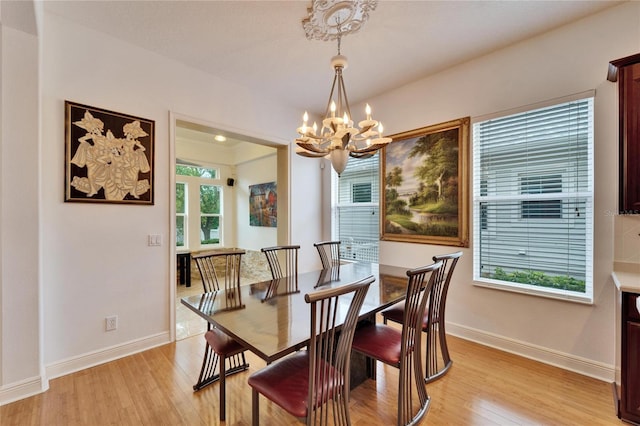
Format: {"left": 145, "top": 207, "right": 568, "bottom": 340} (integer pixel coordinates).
{"left": 0, "top": 375, "right": 47, "bottom": 406}
{"left": 1, "top": 332, "right": 170, "bottom": 406}
{"left": 448, "top": 322, "right": 615, "bottom": 382}
{"left": 45, "top": 332, "right": 171, "bottom": 380}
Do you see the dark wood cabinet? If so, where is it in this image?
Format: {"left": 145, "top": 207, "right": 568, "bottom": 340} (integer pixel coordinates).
{"left": 621, "top": 291, "right": 640, "bottom": 424}
{"left": 609, "top": 53, "right": 640, "bottom": 213}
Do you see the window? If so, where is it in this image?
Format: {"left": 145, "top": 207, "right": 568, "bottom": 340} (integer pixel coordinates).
{"left": 332, "top": 154, "right": 379, "bottom": 263}
{"left": 200, "top": 184, "right": 221, "bottom": 245}
{"left": 176, "top": 164, "right": 222, "bottom": 249}
{"left": 176, "top": 182, "right": 187, "bottom": 247}
{"left": 520, "top": 175, "right": 562, "bottom": 219}
{"left": 473, "top": 94, "right": 593, "bottom": 302}
{"left": 352, "top": 183, "right": 372, "bottom": 203}
{"left": 176, "top": 164, "right": 217, "bottom": 179}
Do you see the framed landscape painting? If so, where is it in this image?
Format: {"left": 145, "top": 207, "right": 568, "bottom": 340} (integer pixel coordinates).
{"left": 381, "top": 117, "right": 469, "bottom": 247}
{"left": 65, "top": 101, "right": 155, "bottom": 204}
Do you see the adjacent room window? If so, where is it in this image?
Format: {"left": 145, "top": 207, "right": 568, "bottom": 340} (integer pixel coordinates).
{"left": 176, "top": 182, "right": 187, "bottom": 247}
{"left": 332, "top": 154, "right": 379, "bottom": 263}
{"left": 200, "top": 184, "right": 221, "bottom": 245}
{"left": 472, "top": 93, "right": 594, "bottom": 303}
{"left": 352, "top": 182, "right": 372, "bottom": 203}
{"left": 176, "top": 164, "right": 222, "bottom": 249}
{"left": 520, "top": 175, "right": 563, "bottom": 219}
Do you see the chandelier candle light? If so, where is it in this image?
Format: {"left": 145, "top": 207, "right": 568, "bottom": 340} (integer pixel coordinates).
{"left": 295, "top": 0, "right": 391, "bottom": 175}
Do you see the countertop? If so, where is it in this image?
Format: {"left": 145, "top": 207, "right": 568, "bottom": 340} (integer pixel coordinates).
{"left": 612, "top": 261, "right": 640, "bottom": 293}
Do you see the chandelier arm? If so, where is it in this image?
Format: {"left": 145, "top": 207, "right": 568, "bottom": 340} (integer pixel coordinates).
{"left": 296, "top": 141, "right": 328, "bottom": 153}
{"left": 297, "top": 149, "right": 328, "bottom": 158}
{"left": 338, "top": 72, "right": 353, "bottom": 123}
{"left": 351, "top": 141, "right": 388, "bottom": 154}
{"left": 324, "top": 72, "right": 340, "bottom": 119}
{"left": 349, "top": 151, "right": 374, "bottom": 159}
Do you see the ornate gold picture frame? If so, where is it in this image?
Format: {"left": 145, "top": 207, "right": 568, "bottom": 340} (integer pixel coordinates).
{"left": 381, "top": 117, "right": 469, "bottom": 247}
{"left": 64, "top": 101, "right": 154, "bottom": 204}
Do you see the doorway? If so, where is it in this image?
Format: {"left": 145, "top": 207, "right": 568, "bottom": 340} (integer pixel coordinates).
{"left": 171, "top": 115, "right": 289, "bottom": 340}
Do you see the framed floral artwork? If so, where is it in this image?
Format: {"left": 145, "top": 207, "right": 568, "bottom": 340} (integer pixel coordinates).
{"left": 64, "top": 101, "right": 155, "bottom": 204}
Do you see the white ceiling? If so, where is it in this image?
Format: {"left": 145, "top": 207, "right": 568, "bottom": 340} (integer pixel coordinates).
{"left": 43, "top": 0, "right": 622, "bottom": 117}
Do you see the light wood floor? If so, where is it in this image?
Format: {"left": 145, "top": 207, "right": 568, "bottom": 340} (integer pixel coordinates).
{"left": 1, "top": 330, "right": 621, "bottom": 426}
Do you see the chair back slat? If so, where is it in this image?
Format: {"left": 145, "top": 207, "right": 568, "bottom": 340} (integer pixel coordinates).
{"left": 192, "top": 249, "right": 245, "bottom": 310}
{"left": 305, "top": 275, "right": 374, "bottom": 426}
{"left": 313, "top": 241, "right": 341, "bottom": 269}
{"left": 261, "top": 245, "right": 300, "bottom": 279}
{"left": 424, "top": 251, "right": 463, "bottom": 381}
{"left": 430, "top": 251, "right": 463, "bottom": 323}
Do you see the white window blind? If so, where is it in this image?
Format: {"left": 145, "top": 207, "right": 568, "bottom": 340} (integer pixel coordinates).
{"left": 333, "top": 154, "right": 380, "bottom": 263}
{"left": 473, "top": 94, "right": 593, "bottom": 303}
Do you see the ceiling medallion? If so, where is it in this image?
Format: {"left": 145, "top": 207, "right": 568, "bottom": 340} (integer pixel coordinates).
{"left": 302, "top": 0, "right": 378, "bottom": 41}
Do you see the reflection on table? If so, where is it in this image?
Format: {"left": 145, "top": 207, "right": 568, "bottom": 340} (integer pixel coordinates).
{"left": 181, "top": 262, "right": 408, "bottom": 364}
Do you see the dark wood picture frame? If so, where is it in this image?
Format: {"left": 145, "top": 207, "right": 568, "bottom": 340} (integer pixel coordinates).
{"left": 65, "top": 101, "right": 155, "bottom": 204}
{"left": 381, "top": 117, "right": 469, "bottom": 247}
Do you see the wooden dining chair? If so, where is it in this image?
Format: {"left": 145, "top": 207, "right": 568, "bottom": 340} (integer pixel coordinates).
{"left": 352, "top": 261, "right": 442, "bottom": 426}
{"left": 248, "top": 275, "right": 374, "bottom": 426}
{"left": 313, "top": 240, "right": 341, "bottom": 269}
{"left": 261, "top": 245, "right": 300, "bottom": 279}
{"left": 381, "top": 251, "right": 462, "bottom": 383}
{"left": 191, "top": 249, "right": 249, "bottom": 422}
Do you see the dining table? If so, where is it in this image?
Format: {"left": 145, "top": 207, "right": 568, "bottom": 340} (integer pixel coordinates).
{"left": 180, "top": 261, "right": 410, "bottom": 383}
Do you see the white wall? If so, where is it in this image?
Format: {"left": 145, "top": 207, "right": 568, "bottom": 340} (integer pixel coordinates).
{"left": 34, "top": 11, "right": 320, "bottom": 382}
{"left": 355, "top": 2, "right": 639, "bottom": 379}
{"left": 0, "top": 13, "right": 43, "bottom": 398}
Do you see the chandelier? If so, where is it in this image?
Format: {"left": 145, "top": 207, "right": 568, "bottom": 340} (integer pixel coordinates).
{"left": 295, "top": 0, "right": 391, "bottom": 175}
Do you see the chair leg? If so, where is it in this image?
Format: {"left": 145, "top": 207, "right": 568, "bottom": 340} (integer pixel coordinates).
{"left": 438, "top": 321, "right": 451, "bottom": 369}
{"left": 226, "top": 351, "right": 250, "bottom": 375}
{"left": 219, "top": 354, "right": 227, "bottom": 421}
{"left": 424, "top": 321, "right": 453, "bottom": 384}
{"left": 252, "top": 389, "right": 259, "bottom": 426}
{"left": 193, "top": 348, "right": 249, "bottom": 392}
{"left": 193, "top": 342, "right": 220, "bottom": 391}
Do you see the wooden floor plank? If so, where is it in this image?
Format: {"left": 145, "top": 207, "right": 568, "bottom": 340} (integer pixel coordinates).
{"left": 0, "top": 334, "right": 620, "bottom": 425}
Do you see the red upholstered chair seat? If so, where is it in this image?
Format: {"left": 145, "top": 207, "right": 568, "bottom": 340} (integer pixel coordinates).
{"left": 191, "top": 249, "right": 249, "bottom": 422}
{"left": 381, "top": 301, "right": 431, "bottom": 332}
{"left": 351, "top": 324, "right": 404, "bottom": 366}
{"left": 205, "top": 328, "right": 245, "bottom": 356}
{"left": 351, "top": 262, "right": 443, "bottom": 426}
{"left": 249, "top": 276, "right": 374, "bottom": 425}
{"left": 248, "top": 351, "right": 343, "bottom": 419}
{"left": 380, "top": 252, "right": 462, "bottom": 386}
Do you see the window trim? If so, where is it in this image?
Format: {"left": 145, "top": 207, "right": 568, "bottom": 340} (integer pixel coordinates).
{"left": 472, "top": 91, "right": 594, "bottom": 304}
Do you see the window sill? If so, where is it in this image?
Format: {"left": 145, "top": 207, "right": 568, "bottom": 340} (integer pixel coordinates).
{"left": 473, "top": 279, "right": 593, "bottom": 305}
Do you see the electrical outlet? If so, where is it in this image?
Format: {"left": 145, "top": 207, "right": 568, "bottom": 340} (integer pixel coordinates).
{"left": 105, "top": 315, "right": 118, "bottom": 331}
